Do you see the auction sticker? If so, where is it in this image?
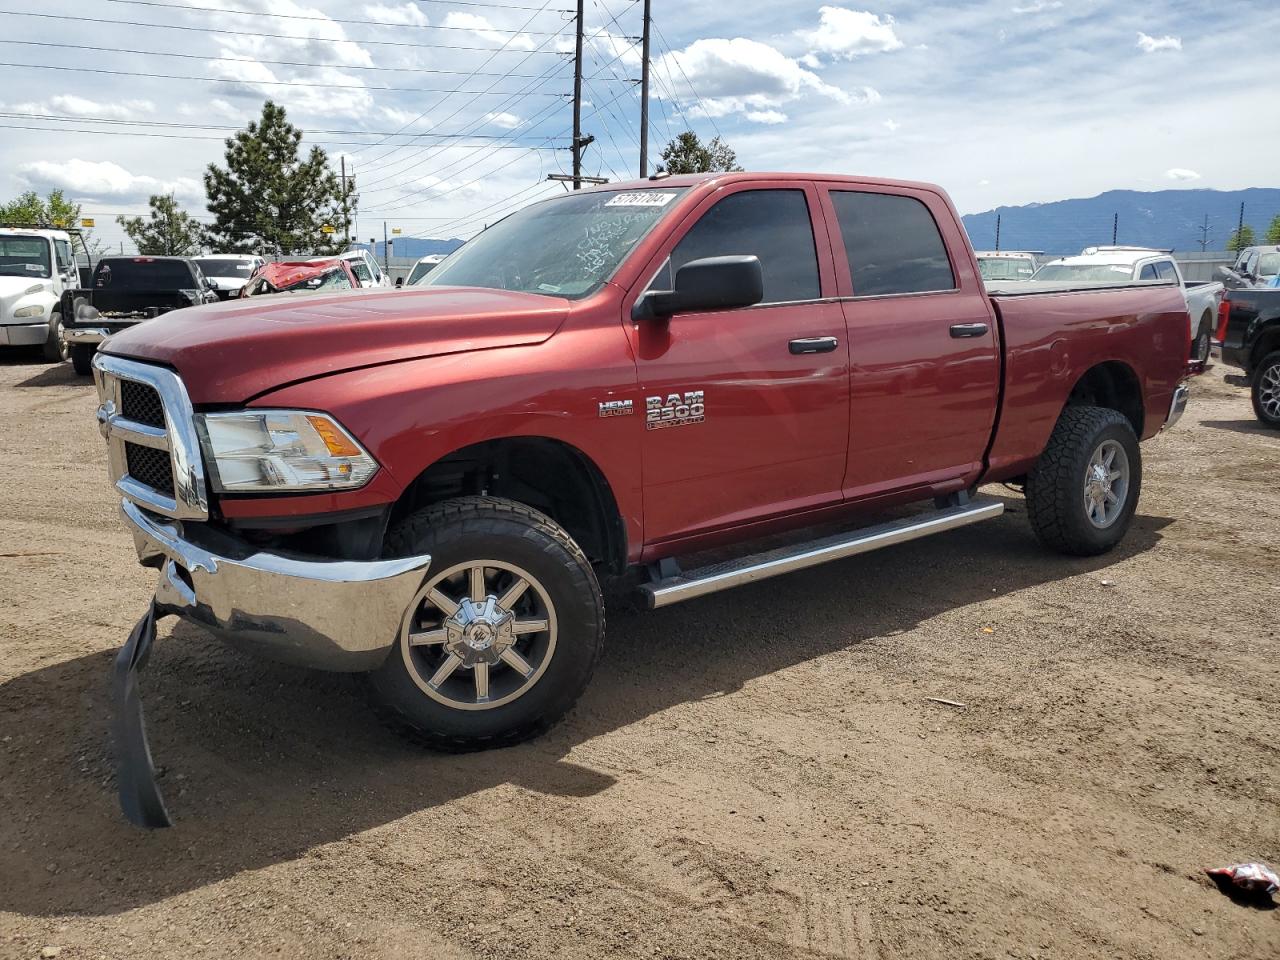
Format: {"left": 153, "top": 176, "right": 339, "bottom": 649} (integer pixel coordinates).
{"left": 605, "top": 192, "right": 677, "bottom": 207}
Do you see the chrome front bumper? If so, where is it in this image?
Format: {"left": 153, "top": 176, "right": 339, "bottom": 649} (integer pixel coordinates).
{"left": 1164, "top": 382, "right": 1190, "bottom": 430}
{"left": 123, "top": 499, "right": 431, "bottom": 671}
{"left": 65, "top": 326, "right": 110, "bottom": 345}
{"left": 0, "top": 322, "right": 46, "bottom": 346}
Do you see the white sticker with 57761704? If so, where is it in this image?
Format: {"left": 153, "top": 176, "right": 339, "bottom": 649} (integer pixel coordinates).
{"left": 605, "top": 192, "right": 677, "bottom": 207}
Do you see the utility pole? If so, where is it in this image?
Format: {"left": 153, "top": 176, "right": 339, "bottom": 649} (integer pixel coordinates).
{"left": 1112, "top": 212, "right": 1118, "bottom": 245}
{"left": 1197, "top": 214, "right": 1210, "bottom": 252}
{"left": 340, "top": 156, "right": 351, "bottom": 247}
{"left": 638, "top": 0, "right": 652, "bottom": 177}
{"left": 572, "top": 0, "right": 585, "bottom": 189}
{"left": 1237, "top": 202, "right": 1245, "bottom": 244}
{"left": 382, "top": 221, "right": 389, "bottom": 271}
{"left": 994, "top": 214, "right": 1001, "bottom": 252}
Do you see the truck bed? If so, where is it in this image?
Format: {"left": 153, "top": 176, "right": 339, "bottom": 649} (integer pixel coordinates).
{"left": 983, "top": 281, "right": 1189, "bottom": 482}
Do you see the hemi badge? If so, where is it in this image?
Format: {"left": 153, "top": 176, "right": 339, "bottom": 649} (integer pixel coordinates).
{"left": 598, "top": 399, "right": 634, "bottom": 418}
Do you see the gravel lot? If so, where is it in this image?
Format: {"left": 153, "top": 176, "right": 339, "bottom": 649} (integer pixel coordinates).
{"left": 1, "top": 351, "right": 1277, "bottom": 960}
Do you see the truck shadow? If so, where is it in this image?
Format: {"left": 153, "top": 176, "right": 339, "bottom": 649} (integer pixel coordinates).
{"left": 0, "top": 500, "right": 1171, "bottom": 917}
{"left": 1200, "top": 419, "right": 1278, "bottom": 438}
{"left": 15, "top": 363, "right": 86, "bottom": 389}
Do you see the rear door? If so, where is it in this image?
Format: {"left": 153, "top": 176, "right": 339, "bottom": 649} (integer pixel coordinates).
{"left": 629, "top": 183, "right": 849, "bottom": 546}
{"left": 819, "top": 184, "right": 1000, "bottom": 499}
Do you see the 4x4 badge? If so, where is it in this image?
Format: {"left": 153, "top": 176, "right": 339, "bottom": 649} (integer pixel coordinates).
{"left": 645, "top": 391, "right": 705, "bottom": 430}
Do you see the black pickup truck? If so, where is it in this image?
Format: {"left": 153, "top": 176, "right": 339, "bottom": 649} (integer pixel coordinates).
{"left": 61, "top": 256, "right": 218, "bottom": 375}
{"left": 1217, "top": 287, "right": 1280, "bottom": 427}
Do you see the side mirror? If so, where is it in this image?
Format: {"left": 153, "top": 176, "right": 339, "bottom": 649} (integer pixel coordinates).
{"left": 632, "top": 255, "right": 764, "bottom": 321}
{"left": 395, "top": 276, "right": 404, "bottom": 288}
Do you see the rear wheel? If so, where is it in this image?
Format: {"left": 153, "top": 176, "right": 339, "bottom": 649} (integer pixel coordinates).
{"left": 1251, "top": 351, "right": 1280, "bottom": 429}
{"left": 369, "top": 496, "right": 604, "bottom": 751}
{"left": 70, "top": 343, "right": 95, "bottom": 376}
{"left": 1025, "top": 406, "right": 1142, "bottom": 556}
{"left": 1192, "top": 317, "right": 1212, "bottom": 364}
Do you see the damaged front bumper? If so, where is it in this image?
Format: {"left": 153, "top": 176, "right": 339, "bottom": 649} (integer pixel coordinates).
{"left": 114, "top": 499, "right": 431, "bottom": 828}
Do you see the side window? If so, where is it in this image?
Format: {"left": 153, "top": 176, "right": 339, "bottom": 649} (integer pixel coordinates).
{"left": 54, "top": 240, "right": 72, "bottom": 270}
{"left": 349, "top": 258, "right": 372, "bottom": 283}
{"left": 1153, "top": 260, "right": 1178, "bottom": 281}
{"left": 829, "top": 191, "right": 955, "bottom": 296}
{"left": 669, "top": 189, "right": 820, "bottom": 304}
{"left": 1138, "top": 263, "right": 1159, "bottom": 280}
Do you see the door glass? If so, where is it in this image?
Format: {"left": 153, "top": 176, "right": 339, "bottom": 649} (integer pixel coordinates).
{"left": 668, "top": 189, "right": 820, "bottom": 304}
{"left": 829, "top": 191, "right": 955, "bottom": 296}
{"left": 1153, "top": 260, "right": 1178, "bottom": 281}
{"left": 1138, "top": 263, "right": 1159, "bottom": 280}
{"left": 54, "top": 239, "right": 72, "bottom": 271}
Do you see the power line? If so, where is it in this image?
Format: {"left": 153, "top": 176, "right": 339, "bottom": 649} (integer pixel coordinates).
{"left": 104, "top": 0, "right": 575, "bottom": 35}
{"left": 651, "top": 20, "right": 722, "bottom": 140}
{"left": 0, "top": 11, "right": 567, "bottom": 55}
{"left": 0, "top": 61, "right": 569, "bottom": 96}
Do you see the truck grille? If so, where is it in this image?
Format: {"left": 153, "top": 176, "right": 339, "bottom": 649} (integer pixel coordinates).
{"left": 120, "top": 379, "right": 165, "bottom": 428}
{"left": 125, "top": 442, "right": 175, "bottom": 493}
{"left": 93, "top": 354, "right": 209, "bottom": 520}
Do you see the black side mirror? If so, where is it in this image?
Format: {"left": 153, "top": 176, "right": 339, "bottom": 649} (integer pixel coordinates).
{"left": 632, "top": 255, "right": 764, "bottom": 321}
{"left": 395, "top": 276, "right": 404, "bottom": 288}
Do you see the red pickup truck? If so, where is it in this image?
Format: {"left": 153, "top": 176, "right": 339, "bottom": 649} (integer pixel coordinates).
{"left": 92, "top": 173, "right": 1190, "bottom": 823}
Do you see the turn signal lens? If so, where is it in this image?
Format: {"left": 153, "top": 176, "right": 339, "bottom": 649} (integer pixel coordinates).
{"left": 306, "top": 414, "right": 364, "bottom": 457}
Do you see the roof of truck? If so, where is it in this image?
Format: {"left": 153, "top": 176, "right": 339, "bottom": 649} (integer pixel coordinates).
{"left": 580, "top": 171, "right": 944, "bottom": 193}
{"left": 1055, "top": 249, "right": 1172, "bottom": 267}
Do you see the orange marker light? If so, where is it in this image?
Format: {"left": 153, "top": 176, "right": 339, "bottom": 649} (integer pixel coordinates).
{"left": 306, "top": 416, "right": 362, "bottom": 457}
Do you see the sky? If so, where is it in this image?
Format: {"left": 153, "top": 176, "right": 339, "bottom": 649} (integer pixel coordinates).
{"left": 1, "top": 0, "right": 1276, "bottom": 253}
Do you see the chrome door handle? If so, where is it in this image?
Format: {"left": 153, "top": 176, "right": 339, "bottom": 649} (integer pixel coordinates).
{"left": 949, "top": 322, "right": 989, "bottom": 338}
{"left": 789, "top": 336, "right": 839, "bottom": 354}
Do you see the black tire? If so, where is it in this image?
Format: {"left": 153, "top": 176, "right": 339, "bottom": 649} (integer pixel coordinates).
{"left": 40, "top": 313, "right": 67, "bottom": 363}
{"left": 1251, "top": 350, "right": 1280, "bottom": 429}
{"left": 369, "top": 496, "right": 604, "bottom": 751}
{"left": 1192, "top": 319, "right": 1211, "bottom": 365}
{"left": 1025, "top": 406, "right": 1142, "bottom": 556}
{"left": 70, "top": 343, "right": 95, "bottom": 376}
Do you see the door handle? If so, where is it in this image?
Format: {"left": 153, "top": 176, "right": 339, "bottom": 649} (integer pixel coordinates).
{"left": 789, "top": 336, "right": 839, "bottom": 355}
{"left": 949, "top": 322, "right": 989, "bottom": 338}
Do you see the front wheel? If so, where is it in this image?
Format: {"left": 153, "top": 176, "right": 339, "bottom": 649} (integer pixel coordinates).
{"left": 369, "top": 496, "right": 604, "bottom": 751}
{"left": 41, "top": 313, "right": 67, "bottom": 363}
{"left": 1251, "top": 351, "right": 1280, "bottom": 429}
{"left": 70, "top": 343, "right": 95, "bottom": 376}
{"left": 1025, "top": 406, "right": 1142, "bottom": 556}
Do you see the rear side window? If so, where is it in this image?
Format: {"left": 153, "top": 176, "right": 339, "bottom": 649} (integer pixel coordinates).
{"left": 670, "top": 189, "right": 820, "bottom": 304}
{"left": 830, "top": 191, "right": 955, "bottom": 296}
{"left": 1153, "top": 260, "right": 1178, "bottom": 281}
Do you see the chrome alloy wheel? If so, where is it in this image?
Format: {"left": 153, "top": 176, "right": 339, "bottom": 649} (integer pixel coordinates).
{"left": 57, "top": 319, "right": 69, "bottom": 362}
{"left": 1083, "top": 438, "right": 1130, "bottom": 529}
{"left": 400, "top": 560, "right": 557, "bottom": 711}
{"left": 1259, "top": 362, "right": 1280, "bottom": 421}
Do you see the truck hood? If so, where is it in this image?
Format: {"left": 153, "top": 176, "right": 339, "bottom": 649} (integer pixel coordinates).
{"left": 0, "top": 275, "right": 53, "bottom": 320}
{"left": 101, "top": 286, "right": 570, "bottom": 403}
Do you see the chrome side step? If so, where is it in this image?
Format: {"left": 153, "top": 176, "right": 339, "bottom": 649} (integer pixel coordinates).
{"left": 639, "top": 497, "right": 1005, "bottom": 610}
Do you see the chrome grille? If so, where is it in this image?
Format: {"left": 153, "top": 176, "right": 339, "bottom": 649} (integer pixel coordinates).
{"left": 120, "top": 379, "right": 165, "bottom": 429}
{"left": 93, "top": 354, "right": 209, "bottom": 521}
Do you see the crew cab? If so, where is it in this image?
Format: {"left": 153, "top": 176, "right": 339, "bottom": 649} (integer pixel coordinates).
{"left": 1034, "top": 246, "right": 1222, "bottom": 362}
{"left": 311, "top": 249, "right": 389, "bottom": 288}
{"left": 62, "top": 256, "right": 218, "bottom": 374}
{"left": 0, "top": 226, "right": 81, "bottom": 362}
{"left": 88, "top": 173, "right": 1192, "bottom": 826}
{"left": 1216, "top": 287, "right": 1280, "bottom": 427}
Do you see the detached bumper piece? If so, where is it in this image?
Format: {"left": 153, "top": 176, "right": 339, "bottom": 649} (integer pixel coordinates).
{"left": 112, "top": 499, "right": 431, "bottom": 828}
{"left": 64, "top": 326, "right": 111, "bottom": 345}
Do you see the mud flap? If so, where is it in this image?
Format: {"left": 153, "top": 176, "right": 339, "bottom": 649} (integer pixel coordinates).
{"left": 113, "top": 601, "right": 173, "bottom": 829}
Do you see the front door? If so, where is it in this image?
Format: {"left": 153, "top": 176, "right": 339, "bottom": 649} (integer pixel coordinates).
{"left": 629, "top": 184, "right": 849, "bottom": 548}
{"left": 819, "top": 185, "right": 1000, "bottom": 499}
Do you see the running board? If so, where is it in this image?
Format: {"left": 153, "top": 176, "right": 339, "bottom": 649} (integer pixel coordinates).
{"left": 639, "top": 497, "right": 1005, "bottom": 610}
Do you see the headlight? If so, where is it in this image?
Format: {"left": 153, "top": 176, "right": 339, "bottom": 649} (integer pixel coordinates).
{"left": 196, "top": 410, "right": 378, "bottom": 493}
{"left": 13, "top": 304, "right": 45, "bottom": 318}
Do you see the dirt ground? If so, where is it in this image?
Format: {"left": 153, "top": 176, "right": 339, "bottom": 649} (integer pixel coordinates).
{"left": 0, "top": 351, "right": 1276, "bottom": 960}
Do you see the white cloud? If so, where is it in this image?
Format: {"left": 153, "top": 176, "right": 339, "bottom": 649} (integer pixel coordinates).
{"left": 379, "top": 105, "right": 423, "bottom": 127}
{"left": 1165, "top": 168, "right": 1201, "bottom": 181}
{"left": 745, "top": 109, "right": 788, "bottom": 124}
{"left": 485, "top": 111, "right": 522, "bottom": 129}
{"left": 655, "top": 37, "right": 861, "bottom": 123}
{"left": 1012, "top": 1, "right": 1062, "bottom": 12}
{"left": 7, "top": 95, "right": 155, "bottom": 121}
{"left": 883, "top": 118, "right": 900, "bottom": 132}
{"left": 363, "top": 2, "right": 428, "bottom": 26}
{"left": 442, "top": 12, "right": 535, "bottom": 51}
{"left": 1137, "top": 32, "right": 1181, "bottom": 53}
{"left": 797, "top": 7, "right": 903, "bottom": 63}
{"left": 18, "top": 159, "right": 203, "bottom": 203}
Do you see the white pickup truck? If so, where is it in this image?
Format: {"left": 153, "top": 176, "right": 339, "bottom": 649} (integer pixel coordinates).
{"left": 1034, "top": 246, "right": 1223, "bottom": 362}
{"left": 0, "top": 226, "right": 81, "bottom": 361}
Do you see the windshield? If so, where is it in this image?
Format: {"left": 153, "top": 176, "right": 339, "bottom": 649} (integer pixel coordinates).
{"left": 1032, "top": 263, "right": 1137, "bottom": 282}
{"left": 195, "top": 258, "right": 255, "bottom": 278}
{"left": 1258, "top": 252, "right": 1280, "bottom": 278}
{"left": 421, "top": 188, "right": 688, "bottom": 298}
{"left": 0, "top": 235, "right": 52, "bottom": 278}
{"left": 407, "top": 260, "right": 438, "bottom": 285}
{"left": 978, "top": 257, "right": 1035, "bottom": 280}
{"left": 94, "top": 259, "right": 197, "bottom": 290}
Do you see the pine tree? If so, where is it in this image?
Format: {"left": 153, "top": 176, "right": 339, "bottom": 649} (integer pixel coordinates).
{"left": 116, "top": 194, "right": 206, "bottom": 256}
{"left": 204, "top": 101, "right": 343, "bottom": 255}
{"left": 1226, "top": 225, "right": 1257, "bottom": 254}
{"left": 1265, "top": 214, "right": 1280, "bottom": 245}
{"left": 659, "top": 131, "right": 744, "bottom": 174}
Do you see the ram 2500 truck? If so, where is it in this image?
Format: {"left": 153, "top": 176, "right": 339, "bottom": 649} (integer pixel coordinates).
{"left": 91, "top": 173, "right": 1191, "bottom": 827}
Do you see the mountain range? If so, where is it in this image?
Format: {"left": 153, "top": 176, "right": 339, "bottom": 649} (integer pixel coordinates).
{"left": 961, "top": 188, "right": 1280, "bottom": 254}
